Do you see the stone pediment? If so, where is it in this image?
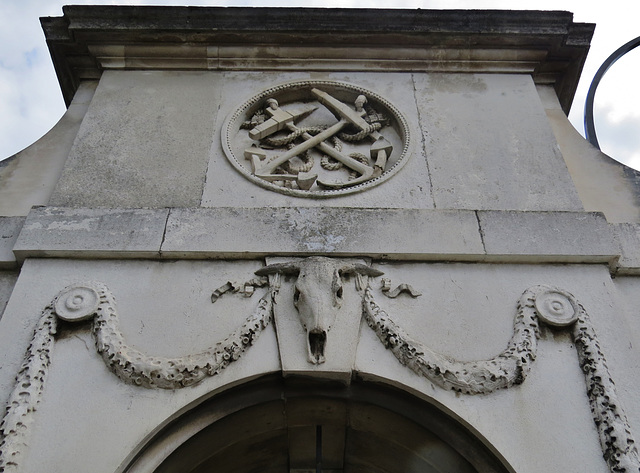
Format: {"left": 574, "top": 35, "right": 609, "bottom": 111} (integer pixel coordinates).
{"left": 41, "top": 6, "right": 593, "bottom": 112}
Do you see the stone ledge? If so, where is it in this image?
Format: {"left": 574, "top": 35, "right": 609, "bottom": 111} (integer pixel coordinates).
{"left": 161, "top": 207, "right": 484, "bottom": 259}
{"left": 477, "top": 210, "right": 617, "bottom": 265}
{"left": 612, "top": 223, "right": 640, "bottom": 275}
{"left": 42, "top": 6, "right": 593, "bottom": 111}
{"left": 13, "top": 207, "right": 168, "bottom": 261}
{"left": 10, "top": 207, "right": 625, "bottom": 268}
{"left": 0, "top": 217, "right": 26, "bottom": 268}
{"left": 88, "top": 44, "right": 546, "bottom": 74}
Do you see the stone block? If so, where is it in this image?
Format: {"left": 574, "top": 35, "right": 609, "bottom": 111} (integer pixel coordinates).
{"left": 201, "top": 71, "right": 433, "bottom": 209}
{"left": 612, "top": 223, "right": 640, "bottom": 274}
{"left": 13, "top": 207, "right": 168, "bottom": 259}
{"left": 0, "top": 216, "right": 25, "bottom": 268}
{"left": 161, "top": 207, "right": 484, "bottom": 259}
{"left": 478, "top": 210, "right": 616, "bottom": 263}
{"left": 413, "top": 73, "right": 583, "bottom": 211}
{"left": 0, "top": 82, "right": 97, "bottom": 216}
{"left": 49, "top": 71, "right": 221, "bottom": 208}
{"left": 538, "top": 84, "right": 640, "bottom": 224}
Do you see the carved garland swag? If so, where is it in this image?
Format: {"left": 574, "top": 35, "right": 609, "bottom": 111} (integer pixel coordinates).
{"left": 0, "top": 260, "right": 638, "bottom": 473}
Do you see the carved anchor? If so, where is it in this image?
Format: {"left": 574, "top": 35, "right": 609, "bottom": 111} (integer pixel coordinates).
{"left": 245, "top": 89, "right": 393, "bottom": 189}
{"left": 312, "top": 88, "right": 393, "bottom": 187}
{"left": 245, "top": 102, "right": 320, "bottom": 190}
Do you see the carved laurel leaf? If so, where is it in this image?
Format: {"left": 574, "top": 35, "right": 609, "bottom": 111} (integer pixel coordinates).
{"left": 363, "top": 283, "right": 640, "bottom": 472}
{"left": 363, "top": 286, "right": 539, "bottom": 394}
{"left": 90, "top": 282, "right": 274, "bottom": 389}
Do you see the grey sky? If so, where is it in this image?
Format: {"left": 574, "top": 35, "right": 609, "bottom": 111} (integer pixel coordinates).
{"left": 1, "top": 0, "right": 638, "bottom": 169}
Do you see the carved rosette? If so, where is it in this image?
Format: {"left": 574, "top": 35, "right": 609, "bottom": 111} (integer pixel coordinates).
{"left": 534, "top": 288, "right": 579, "bottom": 327}
{"left": 54, "top": 284, "right": 100, "bottom": 322}
{"left": 222, "top": 80, "right": 410, "bottom": 197}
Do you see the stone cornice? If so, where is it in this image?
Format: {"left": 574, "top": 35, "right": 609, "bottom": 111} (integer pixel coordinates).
{"left": 11, "top": 207, "right": 622, "bottom": 271}
{"left": 41, "top": 6, "right": 594, "bottom": 113}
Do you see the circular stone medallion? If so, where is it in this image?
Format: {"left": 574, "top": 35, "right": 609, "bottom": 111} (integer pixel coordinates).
{"left": 54, "top": 284, "right": 100, "bottom": 322}
{"left": 534, "top": 289, "right": 579, "bottom": 327}
{"left": 222, "top": 80, "right": 410, "bottom": 197}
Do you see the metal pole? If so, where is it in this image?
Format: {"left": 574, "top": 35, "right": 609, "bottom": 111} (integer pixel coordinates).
{"left": 584, "top": 35, "right": 640, "bottom": 149}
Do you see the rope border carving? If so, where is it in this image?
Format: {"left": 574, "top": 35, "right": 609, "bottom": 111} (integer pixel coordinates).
{"left": 1, "top": 276, "right": 638, "bottom": 472}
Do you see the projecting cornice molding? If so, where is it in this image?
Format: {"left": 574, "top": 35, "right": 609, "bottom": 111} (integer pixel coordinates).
{"left": 41, "top": 6, "right": 594, "bottom": 113}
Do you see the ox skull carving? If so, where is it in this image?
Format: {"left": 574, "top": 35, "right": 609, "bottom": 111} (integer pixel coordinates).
{"left": 256, "top": 257, "right": 383, "bottom": 364}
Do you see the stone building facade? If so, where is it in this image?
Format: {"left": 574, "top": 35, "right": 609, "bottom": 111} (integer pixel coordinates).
{"left": 1, "top": 6, "right": 640, "bottom": 473}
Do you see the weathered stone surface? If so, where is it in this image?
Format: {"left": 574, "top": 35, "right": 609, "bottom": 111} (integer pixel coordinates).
{"left": 0, "top": 258, "right": 280, "bottom": 473}
{"left": 0, "top": 216, "right": 25, "bottom": 268}
{"left": 538, "top": 85, "right": 640, "bottom": 224}
{"left": 13, "top": 207, "right": 168, "bottom": 259}
{"left": 477, "top": 210, "right": 616, "bottom": 263}
{"left": 263, "top": 256, "right": 372, "bottom": 382}
{"left": 202, "top": 71, "right": 433, "bottom": 209}
{"left": 42, "top": 7, "right": 593, "bottom": 112}
{"left": 612, "top": 223, "right": 640, "bottom": 274}
{"left": 0, "top": 82, "right": 96, "bottom": 216}
{"left": 49, "top": 71, "right": 221, "bottom": 208}
{"left": 14, "top": 207, "right": 623, "bottom": 266}
{"left": 5, "top": 7, "right": 639, "bottom": 473}
{"left": 414, "top": 73, "right": 583, "bottom": 211}
{"left": 610, "top": 275, "right": 640, "bottom": 435}
{"left": 161, "top": 207, "right": 483, "bottom": 259}
{"left": 355, "top": 262, "right": 616, "bottom": 473}
{"left": 0, "top": 271, "right": 17, "bottom": 322}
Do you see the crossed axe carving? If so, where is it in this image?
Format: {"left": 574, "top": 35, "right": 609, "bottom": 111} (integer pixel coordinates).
{"left": 244, "top": 88, "right": 393, "bottom": 190}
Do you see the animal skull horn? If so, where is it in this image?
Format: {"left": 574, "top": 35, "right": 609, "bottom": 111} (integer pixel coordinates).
{"left": 338, "top": 263, "right": 384, "bottom": 277}
{"left": 255, "top": 257, "right": 383, "bottom": 364}
{"left": 254, "top": 262, "right": 300, "bottom": 276}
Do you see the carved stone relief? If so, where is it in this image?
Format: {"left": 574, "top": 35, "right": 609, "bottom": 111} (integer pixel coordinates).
{"left": 363, "top": 283, "right": 640, "bottom": 472}
{"left": 222, "top": 80, "right": 410, "bottom": 197}
{"left": 256, "top": 256, "right": 382, "bottom": 364}
{"left": 1, "top": 259, "right": 638, "bottom": 473}
{"left": 0, "top": 279, "right": 273, "bottom": 472}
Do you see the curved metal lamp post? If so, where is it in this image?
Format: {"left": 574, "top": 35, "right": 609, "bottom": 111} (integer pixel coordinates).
{"left": 584, "top": 35, "right": 640, "bottom": 149}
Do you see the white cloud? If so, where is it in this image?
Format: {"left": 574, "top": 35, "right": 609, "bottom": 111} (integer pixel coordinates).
{"left": 592, "top": 102, "right": 640, "bottom": 168}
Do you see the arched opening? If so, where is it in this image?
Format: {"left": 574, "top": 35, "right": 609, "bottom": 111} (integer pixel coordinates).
{"left": 123, "top": 375, "right": 513, "bottom": 473}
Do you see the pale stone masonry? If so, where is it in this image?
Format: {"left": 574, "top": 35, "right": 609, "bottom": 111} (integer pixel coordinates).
{"left": 2, "top": 6, "right": 640, "bottom": 473}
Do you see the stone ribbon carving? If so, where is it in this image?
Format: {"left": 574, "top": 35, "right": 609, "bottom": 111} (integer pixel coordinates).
{"left": 1, "top": 267, "right": 639, "bottom": 473}
{"left": 364, "top": 283, "right": 640, "bottom": 472}
{"left": 0, "top": 308, "right": 56, "bottom": 473}
{"left": 91, "top": 282, "right": 273, "bottom": 389}
{"left": 0, "top": 281, "right": 273, "bottom": 472}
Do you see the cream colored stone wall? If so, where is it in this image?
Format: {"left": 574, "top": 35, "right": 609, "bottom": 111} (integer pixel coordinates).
{"left": 3, "top": 7, "right": 640, "bottom": 473}
{"left": 1, "top": 258, "right": 633, "bottom": 472}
